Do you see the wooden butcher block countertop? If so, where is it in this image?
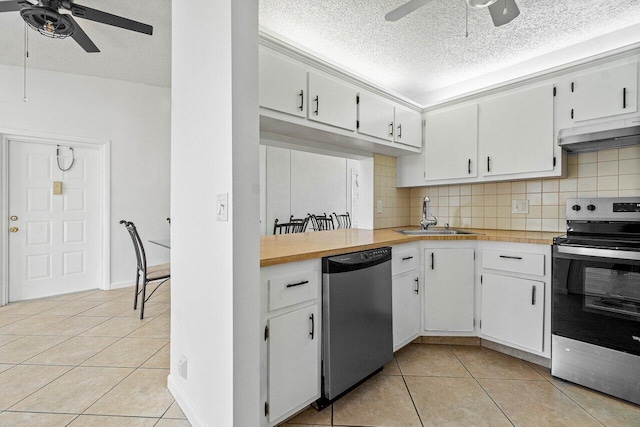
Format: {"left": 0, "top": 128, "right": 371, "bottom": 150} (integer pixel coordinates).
{"left": 260, "top": 228, "right": 561, "bottom": 267}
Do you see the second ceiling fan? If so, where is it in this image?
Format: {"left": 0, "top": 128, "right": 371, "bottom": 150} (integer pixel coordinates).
{"left": 386, "top": 0, "right": 520, "bottom": 27}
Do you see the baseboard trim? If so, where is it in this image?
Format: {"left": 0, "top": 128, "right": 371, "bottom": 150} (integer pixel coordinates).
{"left": 419, "top": 336, "right": 481, "bottom": 346}
{"left": 108, "top": 280, "right": 133, "bottom": 291}
{"left": 481, "top": 339, "right": 550, "bottom": 368}
{"left": 167, "top": 374, "right": 207, "bottom": 427}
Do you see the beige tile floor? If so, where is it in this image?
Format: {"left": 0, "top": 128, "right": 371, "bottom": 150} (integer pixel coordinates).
{"left": 282, "top": 343, "right": 640, "bottom": 427}
{"left": 0, "top": 282, "right": 190, "bottom": 427}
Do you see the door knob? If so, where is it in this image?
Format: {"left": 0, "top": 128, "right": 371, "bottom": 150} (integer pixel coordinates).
{"left": 10, "top": 216, "right": 18, "bottom": 221}
{"left": 10, "top": 227, "right": 18, "bottom": 233}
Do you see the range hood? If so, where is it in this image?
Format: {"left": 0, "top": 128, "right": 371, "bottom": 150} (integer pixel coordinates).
{"left": 558, "top": 116, "right": 640, "bottom": 153}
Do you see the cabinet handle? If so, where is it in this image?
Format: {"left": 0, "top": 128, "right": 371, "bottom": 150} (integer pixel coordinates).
{"left": 402, "top": 256, "right": 414, "bottom": 261}
{"left": 309, "top": 313, "right": 315, "bottom": 339}
{"left": 286, "top": 280, "right": 309, "bottom": 288}
{"left": 314, "top": 96, "right": 319, "bottom": 115}
{"left": 499, "top": 255, "right": 522, "bottom": 260}
{"left": 299, "top": 90, "right": 304, "bottom": 111}
{"left": 487, "top": 156, "right": 491, "bottom": 173}
{"left": 531, "top": 285, "right": 536, "bottom": 305}
{"left": 431, "top": 252, "right": 434, "bottom": 270}
{"left": 468, "top": 159, "right": 471, "bottom": 174}
{"left": 623, "top": 87, "right": 627, "bottom": 109}
{"left": 389, "top": 122, "right": 394, "bottom": 137}
{"left": 414, "top": 277, "right": 419, "bottom": 295}
{"left": 397, "top": 124, "right": 402, "bottom": 139}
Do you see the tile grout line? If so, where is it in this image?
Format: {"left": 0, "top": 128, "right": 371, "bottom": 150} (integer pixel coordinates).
{"left": 447, "top": 345, "right": 516, "bottom": 427}
{"left": 398, "top": 361, "right": 425, "bottom": 427}
{"left": 544, "top": 379, "right": 606, "bottom": 427}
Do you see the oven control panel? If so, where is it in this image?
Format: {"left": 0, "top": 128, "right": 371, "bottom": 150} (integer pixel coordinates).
{"left": 566, "top": 197, "right": 640, "bottom": 222}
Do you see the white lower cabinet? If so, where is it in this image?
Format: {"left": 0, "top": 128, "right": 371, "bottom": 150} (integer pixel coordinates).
{"left": 481, "top": 273, "right": 544, "bottom": 353}
{"left": 423, "top": 248, "right": 475, "bottom": 332}
{"left": 392, "top": 271, "right": 421, "bottom": 350}
{"left": 268, "top": 304, "right": 320, "bottom": 423}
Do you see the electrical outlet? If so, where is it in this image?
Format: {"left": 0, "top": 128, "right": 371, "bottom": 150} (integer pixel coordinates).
{"left": 512, "top": 199, "right": 529, "bottom": 214}
{"left": 217, "top": 193, "right": 228, "bottom": 221}
{"left": 376, "top": 200, "right": 383, "bottom": 214}
{"left": 178, "top": 355, "right": 188, "bottom": 379}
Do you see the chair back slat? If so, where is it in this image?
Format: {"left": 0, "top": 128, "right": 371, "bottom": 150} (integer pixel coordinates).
{"left": 120, "top": 220, "right": 147, "bottom": 273}
{"left": 309, "top": 213, "right": 334, "bottom": 231}
{"left": 273, "top": 215, "right": 310, "bottom": 234}
{"left": 332, "top": 212, "right": 351, "bottom": 229}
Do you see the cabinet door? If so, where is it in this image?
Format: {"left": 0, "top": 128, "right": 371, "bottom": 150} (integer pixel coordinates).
{"left": 424, "top": 104, "right": 478, "bottom": 180}
{"left": 392, "top": 271, "right": 421, "bottom": 350}
{"left": 479, "top": 85, "right": 554, "bottom": 177}
{"left": 357, "top": 92, "right": 394, "bottom": 141}
{"left": 572, "top": 62, "right": 638, "bottom": 122}
{"left": 481, "top": 273, "right": 544, "bottom": 352}
{"left": 308, "top": 71, "right": 357, "bottom": 131}
{"left": 268, "top": 305, "right": 319, "bottom": 422}
{"left": 259, "top": 49, "right": 307, "bottom": 118}
{"left": 424, "top": 248, "right": 475, "bottom": 332}
{"left": 394, "top": 106, "right": 423, "bottom": 149}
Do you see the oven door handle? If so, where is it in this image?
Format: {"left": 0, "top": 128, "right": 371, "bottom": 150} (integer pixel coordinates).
{"left": 557, "top": 245, "right": 640, "bottom": 261}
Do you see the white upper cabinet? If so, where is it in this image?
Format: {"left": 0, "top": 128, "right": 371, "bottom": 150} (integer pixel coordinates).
{"left": 357, "top": 92, "right": 395, "bottom": 141}
{"left": 571, "top": 62, "right": 638, "bottom": 122}
{"left": 308, "top": 71, "right": 358, "bottom": 131}
{"left": 424, "top": 104, "right": 478, "bottom": 180}
{"left": 259, "top": 48, "right": 307, "bottom": 118}
{"left": 394, "top": 106, "right": 422, "bottom": 149}
{"left": 479, "top": 85, "right": 555, "bottom": 177}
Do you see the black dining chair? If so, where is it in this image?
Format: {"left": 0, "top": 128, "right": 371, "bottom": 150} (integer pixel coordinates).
{"left": 273, "top": 215, "right": 310, "bottom": 234}
{"left": 309, "top": 213, "right": 334, "bottom": 231}
{"left": 333, "top": 212, "right": 351, "bottom": 229}
{"left": 120, "top": 220, "right": 170, "bottom": 319}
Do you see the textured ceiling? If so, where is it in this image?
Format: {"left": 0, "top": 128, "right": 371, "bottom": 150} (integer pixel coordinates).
{"left": 0, "top": 0, "right": 171, "bottom": 87}
{"left": 259, "top": 0, "right": 640, "bottom": 103}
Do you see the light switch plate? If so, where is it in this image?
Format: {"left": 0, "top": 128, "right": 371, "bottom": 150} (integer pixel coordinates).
{"left": 217, "top": 193, "right": 228, "bottom": 221}
{"left": 376, "top": 200, "right": 383, "bottom": 214}
{"left": 512, "top": 199, "right": 529, "bottom": 214}
{"left": 53, "top": 181, "right": 63, "bottom": 195}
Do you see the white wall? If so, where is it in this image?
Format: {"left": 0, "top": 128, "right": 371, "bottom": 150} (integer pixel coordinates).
{"left": 0, "top": 64, "right": 171, "bottom": 289}
{"left": 260, "top": 145, "right": 374, "bottom": 234}
{"left": 170, "top": 0, "right": 259, "bottom": 426}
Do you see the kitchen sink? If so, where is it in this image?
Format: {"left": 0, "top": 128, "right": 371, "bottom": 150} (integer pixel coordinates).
{"left": 396, "top": 229, "right": 481, "bottom": 236}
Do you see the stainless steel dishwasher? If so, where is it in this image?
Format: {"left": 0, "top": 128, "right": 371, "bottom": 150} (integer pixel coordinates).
{"left": 314, "top": 247, "right": 393, "bottom": 409}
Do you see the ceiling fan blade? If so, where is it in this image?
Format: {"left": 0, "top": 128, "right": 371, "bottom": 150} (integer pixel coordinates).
{"left": 488, "top": 0, "right": 520, "bottom": 27}
{"left": 0, "top": 0, "right": 26, "bottom": 12}
{"left": 69, "top": 16, "right": 99, "bottom": 52}
{"left": 66, "top": 3, "right": 153, "bottom": 35}
{"left": 385, "top": 0, "right": 434, "bottom": 22}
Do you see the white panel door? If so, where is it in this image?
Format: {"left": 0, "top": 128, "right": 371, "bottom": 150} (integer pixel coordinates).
{"left": 425, "top": 104, "right": 478, "bottom": 180}
{"left": 481, "top": 273, "right": 544, "bottom": 352}
{"left": 268, "top": 304, "right": 319, "bottom": 423}
{"left": 259, "top": 48, "right": 308, "bottom": 118}
{"left": 394, "top": 105, "right": 422, "bottom": 149}
{"left": 290, "top": 151, "right": 347, "bottom": 219}
{"left": 479, "top": 85, "right": 554, "bottom": 176}
{"left": 8, "top": 140, "right": 101, "bottom": 301}
{"left": 572, "top": 62, "right": 638, "bottom": 122}
{"left": 265, "top": 146, "right": 291, "bottom": 235}
{"left": 392, "top": 271, "right": 421, "bottom": 350}
{"left": 424, "top": 248, "right": 475, "bottom": 332}
{"left": 308, "top": 71, "right": 357, "bottom": 131}
{"left": 357, "top": 91, "right": 394, "bottom": 141}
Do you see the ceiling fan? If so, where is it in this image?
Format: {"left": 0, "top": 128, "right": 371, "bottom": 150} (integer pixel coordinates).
{"left": 386, "top": 0, "right": 520, "bottom": 27}
{"left": 0, "top": 0, "right": 153, "bottom": 53}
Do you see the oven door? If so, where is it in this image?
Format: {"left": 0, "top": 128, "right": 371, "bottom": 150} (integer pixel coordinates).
{"left": 552, "top": 245, "right": 640, "bottom": 356}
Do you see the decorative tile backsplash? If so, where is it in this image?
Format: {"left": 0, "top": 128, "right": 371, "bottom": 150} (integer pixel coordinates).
{"left": 373, "top": 154, "right": 411, "bottom": 229}
{"left": 374, "top": 146, "right": 640, "bottom": 232}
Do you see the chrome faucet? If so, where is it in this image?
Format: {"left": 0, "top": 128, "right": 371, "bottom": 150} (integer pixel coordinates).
{"left": 420, "top": 197, "right": 437, "bottom": 230}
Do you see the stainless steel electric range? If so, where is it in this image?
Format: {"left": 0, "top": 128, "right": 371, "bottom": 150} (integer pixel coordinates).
{"left": 552, "top": 197, "right": 640, "bottom": 405}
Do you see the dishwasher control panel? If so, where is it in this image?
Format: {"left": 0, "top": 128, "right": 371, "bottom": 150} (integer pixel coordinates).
{"left": 323, "top": 247, "right": 392, "bottom": 272}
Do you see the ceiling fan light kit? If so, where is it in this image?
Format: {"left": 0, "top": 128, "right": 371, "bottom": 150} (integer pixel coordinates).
{"left": 0, "top": 0, "right": 153, "bottom": 53}
{"left": 466, "top": 0, "right": 498, "bottom": 9}
{"left": 385, "top": 0, "right": 519, "bottom": 27}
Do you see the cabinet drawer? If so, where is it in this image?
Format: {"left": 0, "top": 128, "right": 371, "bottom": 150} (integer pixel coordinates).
{"left": 268, "top": 270, "right": 318, "bottom": 311}
{"left": 482, "top": 249, "right": 544, "bottom": 276}
{"left": 392, "top": 247, "right": 419, "bottom": 276}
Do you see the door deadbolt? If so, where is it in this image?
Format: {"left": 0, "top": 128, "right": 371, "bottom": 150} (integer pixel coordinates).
{"left": 10, "top": 227, "right": 18, "bottom": 233}
{"left": 10, "top": 216, "right": 18, "bottom": 221}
